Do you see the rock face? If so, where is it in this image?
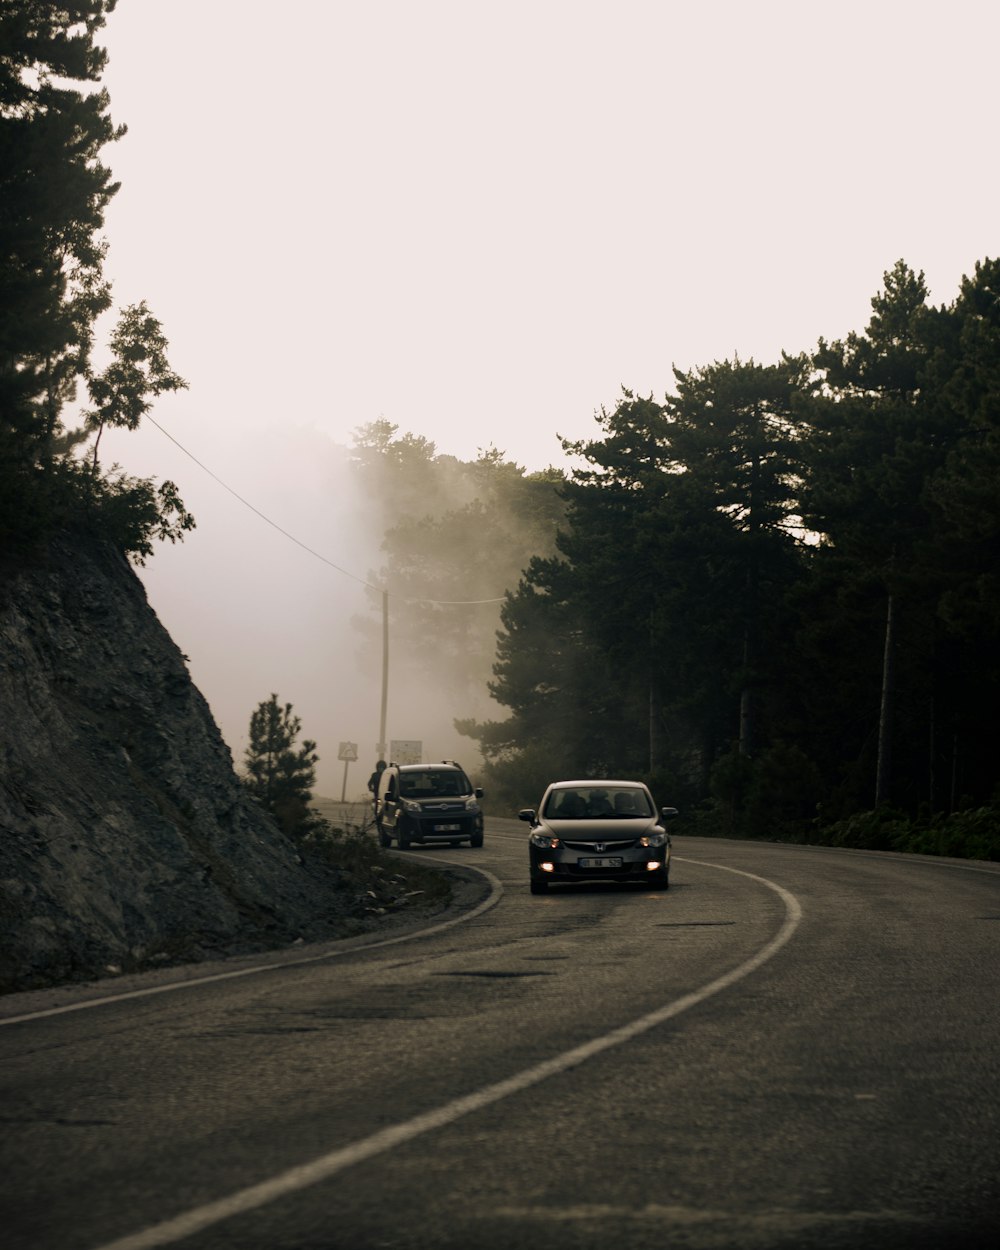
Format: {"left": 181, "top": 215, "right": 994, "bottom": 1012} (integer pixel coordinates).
{"left": 0, "top": 535, "right": 351, "bottom": 992}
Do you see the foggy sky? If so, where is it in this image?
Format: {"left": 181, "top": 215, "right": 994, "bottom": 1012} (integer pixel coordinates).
{"left": 92, "top": 0, "right": 999, "bottom": 795}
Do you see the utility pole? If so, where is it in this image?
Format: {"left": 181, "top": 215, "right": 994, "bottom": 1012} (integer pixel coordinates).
{"left": 377, "top": 588, "right": 389, "bottom": 760}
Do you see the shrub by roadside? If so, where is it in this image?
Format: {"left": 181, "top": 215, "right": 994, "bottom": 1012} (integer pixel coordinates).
{"left": 300, "top": 823, "right": 453, "bottom": 918}
{"left": 673, "top": 800, "right": 1000, "bottom": 862}
{"left": 812, "top": 805, "right": 1000, "bottom": 861}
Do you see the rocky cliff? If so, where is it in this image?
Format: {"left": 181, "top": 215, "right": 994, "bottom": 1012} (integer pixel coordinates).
{"left": 0, "top": 534, "right": 363, "bottom": 992}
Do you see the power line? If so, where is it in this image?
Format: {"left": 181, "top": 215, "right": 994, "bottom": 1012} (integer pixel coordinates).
{"left": 147, "top": 417, "right": 377, "bottom": 590}
{"left": 147, "top": 417, "right": 508, "bottom": 606}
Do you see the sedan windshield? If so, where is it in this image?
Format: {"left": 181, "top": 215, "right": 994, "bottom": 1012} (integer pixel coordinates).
{"left": 543, "top": 787, "right": 653, "bottom": 819}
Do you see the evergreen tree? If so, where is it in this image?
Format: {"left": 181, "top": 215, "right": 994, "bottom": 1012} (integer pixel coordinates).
{"left": 801, "top": 261, "right": 959, "bottom": 809}
{"left": 467, "top": 386, "right": 791, "bottom": 803}
{"left": 0, "top": 0, "right": 192, "bottom": 558}
{"left": 666, "top": 357, "right": 808, "bottom": 760}
{"left": 242, "top": 695, "right": 319, "bottom": 838}
{"left": 927, "top": 258, "right": 1000, "bottom": 634}
{"left": 921, "top": 257, "right": 1000, "bottom": 807}
{"left": 556, "top": 391, "right": 683, "bottom": 775}
{"left": 461, "top": 260, "right": 1000, "bottom": 829}
{"left": 466, "top": 551, "right": 625, "bottom": 792}
{"left": 350, "top": 418, "right": 449, "bottom": 532}
{"left": 539, "top": 372, "right": 806, "bottom": 791}
{"left": 0, "top": 2, "right": 120, "bottom": 437}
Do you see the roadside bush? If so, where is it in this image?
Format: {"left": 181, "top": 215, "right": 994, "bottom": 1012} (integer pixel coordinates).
{"left": 891, "top": 807, "right": 1000, "bottom": 861}
{"left": 815, "top": 805, "right": 1000, "bottom": 861}
{"left": 300, "top": 823, "right": 453, "bottom": 915}
{"left": 816, "top": 808, "right": 912, "bottom": 851}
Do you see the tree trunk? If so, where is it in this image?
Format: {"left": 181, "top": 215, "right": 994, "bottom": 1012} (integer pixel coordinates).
{"left": 649, "top": 681, "right": 665, "bottom": 774}
{"left": 875, "top": 591, "right": 895, "bottom": 806}
{"left": 648, "top": 610, "right": 664, "bottom": 773}
{"left": 739, "top": 683, "right": 753, "bottom": 757}
{"left": 739, "top": 449, "right": 761, "bottom": 758}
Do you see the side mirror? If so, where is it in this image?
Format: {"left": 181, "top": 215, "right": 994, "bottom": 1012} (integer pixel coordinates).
{"left": 661, "top": 806, "right": 679, "bottom": 821}
{"left": 518, "top": 808, "right": 536, "bottom": 823}
{"left": 475, "top": 787, "right": 484, "bottom": 798}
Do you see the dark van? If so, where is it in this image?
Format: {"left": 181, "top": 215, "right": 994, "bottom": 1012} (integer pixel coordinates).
{"left": 377, "top": 761, "right": 484, "bottom": 849}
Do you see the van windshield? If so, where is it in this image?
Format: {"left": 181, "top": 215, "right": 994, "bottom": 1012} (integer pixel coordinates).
{"left": 398, "top": 770, "right": 471, "bottom": 799}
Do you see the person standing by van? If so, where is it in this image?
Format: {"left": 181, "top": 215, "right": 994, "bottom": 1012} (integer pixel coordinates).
{"left": 367, "top": 759, "right": 387, "bottom": 819}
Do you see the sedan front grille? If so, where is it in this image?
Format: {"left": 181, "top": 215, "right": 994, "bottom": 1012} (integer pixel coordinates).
{"left": 560, "top": 838, "right": 637, "bottom": 852}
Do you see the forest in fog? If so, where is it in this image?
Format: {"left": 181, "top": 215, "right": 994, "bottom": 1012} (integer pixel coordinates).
{"left": 362, "top": 260, "right": 1000, "bottom": 859}
{"left": 4, "top": 8, "right": 998, "bottom": 858}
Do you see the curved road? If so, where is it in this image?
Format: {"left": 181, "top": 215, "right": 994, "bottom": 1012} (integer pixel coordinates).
{"left": 1, "top": 820, "right": 998, "bottom": 1250}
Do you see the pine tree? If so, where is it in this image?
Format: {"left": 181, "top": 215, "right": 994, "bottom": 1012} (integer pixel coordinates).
{"left": 803, "top": 261, "right": 951, "bottom": 807}
{"left": 242, "top": 696, "right": 319, "bottom": 838}
{"left": 0, "top": 0, "right": 192, "bottom": 558}
{"left": 666, "top": 357, "right": 808, "bottom": 760}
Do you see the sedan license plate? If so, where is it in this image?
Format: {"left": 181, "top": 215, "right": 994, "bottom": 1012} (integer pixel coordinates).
{"left": 434, "top": 823, "right": 461, "bottom": 832}
{"left": 578, "top": 856, "right": 623, "bottom": 868}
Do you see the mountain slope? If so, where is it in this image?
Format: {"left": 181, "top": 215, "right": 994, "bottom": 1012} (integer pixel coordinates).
{"left": 0, "top": 535, "right": 360, "bottom": 991}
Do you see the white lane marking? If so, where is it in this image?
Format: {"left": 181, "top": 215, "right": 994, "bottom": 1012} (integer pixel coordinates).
{"left": 0, "top": 869, "right": 504, "bottom": 1028}
{"left": 91, "top": 860, "right": 803, "bottom": 1250}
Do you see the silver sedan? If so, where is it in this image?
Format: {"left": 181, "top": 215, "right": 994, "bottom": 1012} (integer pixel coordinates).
{"left": 520, "top": 779, "right": 678, "bottom": 894}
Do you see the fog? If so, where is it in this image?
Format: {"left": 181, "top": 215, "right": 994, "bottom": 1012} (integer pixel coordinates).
{"left": 90, "top": 0, "right": 1000, "bottom": 795}
{"left": 99, "top": 418, "right": 505, "bottom": 799}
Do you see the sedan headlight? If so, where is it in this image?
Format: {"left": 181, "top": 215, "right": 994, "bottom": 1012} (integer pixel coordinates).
{"left": 637, "top": 831, "right": 667, "bottom": 848}
{"left": 530, "top": 832, "right": 561, "bottom": 849}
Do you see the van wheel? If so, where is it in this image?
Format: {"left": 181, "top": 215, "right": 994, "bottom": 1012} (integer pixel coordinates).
{"left": 397, "top": 826, "right": 410, "bottom": 850}
{"left": 530, "top": 878, "right": 549, "bottom": 894}
{"left": 470, "top": 832, "right": 483, "bottom": 848}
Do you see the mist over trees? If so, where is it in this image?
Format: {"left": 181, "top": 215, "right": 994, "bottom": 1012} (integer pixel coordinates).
{"left": 348, "top": 261, "right": 999, "bottom": 859}
{"left": 8, "top": 14, "right": 995, "bottom": 858}
{"left": 448, "top": 260, "right": 1000, "bottom": 856}
{"left": 351, "top": 419, "right": 566, "bottom": 721}
{"left": 0, "top": 1, "right": 191, "bottom": 563}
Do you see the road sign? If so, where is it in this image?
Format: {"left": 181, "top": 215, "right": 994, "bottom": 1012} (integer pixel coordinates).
{"left": 390, "top": 739, "right": 422, "bottom": 765}
{"left": 337, "top": 741, "right": 358, "bottom": 762}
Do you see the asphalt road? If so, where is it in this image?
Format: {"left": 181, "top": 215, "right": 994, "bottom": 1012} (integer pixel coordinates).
{"left": 2, "top": 819, "right": 999, "bottom": 1250}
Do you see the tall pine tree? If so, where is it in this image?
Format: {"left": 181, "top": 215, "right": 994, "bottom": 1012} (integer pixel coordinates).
{"left": 0, "top": 1, "right": 191, "bottom": 558}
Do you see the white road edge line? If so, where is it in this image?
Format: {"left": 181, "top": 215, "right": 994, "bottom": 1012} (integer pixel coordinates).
{"left": 92, "top": 860, "right": 803, "bottom": 1250}
{"left": 0, "top": 867, "right": 505, "bottom": 1027}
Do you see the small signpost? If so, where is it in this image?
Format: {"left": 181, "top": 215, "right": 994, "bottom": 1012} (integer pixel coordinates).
{"left": 337, "top": 741, "right": 358, "bottom": 801}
